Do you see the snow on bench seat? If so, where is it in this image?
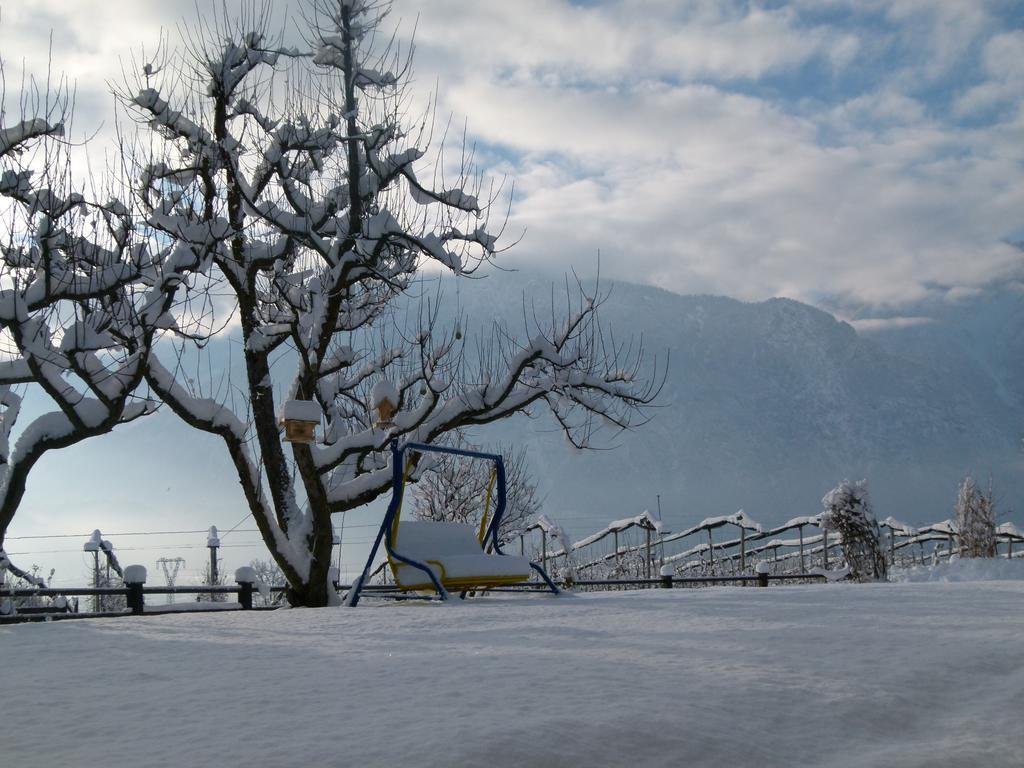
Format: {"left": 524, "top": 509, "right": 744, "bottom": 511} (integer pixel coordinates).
{"left": 391, "top": 521, "right": 532, "bottom": 590}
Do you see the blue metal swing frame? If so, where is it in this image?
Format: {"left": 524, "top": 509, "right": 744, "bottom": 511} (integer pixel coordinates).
{"left": 345, "top": 440, "right": 560, "bottom": 606}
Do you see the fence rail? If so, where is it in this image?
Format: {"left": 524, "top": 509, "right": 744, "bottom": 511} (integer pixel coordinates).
{"left": 1, "top": 570, "right": 828, "bottom": 623}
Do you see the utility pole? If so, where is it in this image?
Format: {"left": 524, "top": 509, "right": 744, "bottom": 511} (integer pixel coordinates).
{"left": 334, "top": 518, "right": 345, "bottom": 581}
{"left": 83, "top": 530, "right": 102, "bottom": 612}
{"left": 207, "top": 526, "right": 220, "bottom": 600}
{"left": 157, "top": 557, "right": 186, "bottom": 605}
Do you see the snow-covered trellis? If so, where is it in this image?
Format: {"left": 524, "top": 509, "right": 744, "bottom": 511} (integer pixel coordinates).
{"left": 571, "top": 510, "right": 662, "bottom": 578}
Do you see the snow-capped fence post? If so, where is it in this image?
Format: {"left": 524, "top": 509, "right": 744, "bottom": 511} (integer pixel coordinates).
{"left": 822, "top": 528, "right": 829, "bottom": 570}
{"left": 756, "top": 561, "right": 770, "bottom": 588}
{"left": 235, "top": 567, "right": 257, "bottom": 610}
{"left": 740, "top": 524, "right": 747, "bottom": 572}
{"left": 124, "top": 566, "right": 147, "bottom": 615}
{"left": 660, "top": 565, "right": 674, "bottom": 589}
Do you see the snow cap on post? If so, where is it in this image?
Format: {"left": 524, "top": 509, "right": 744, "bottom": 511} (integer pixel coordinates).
{"left": 234, "top": 566, "right": 257, "bottom": 584}
{"left": 83, "top": 530, "right": 103, "bottom": 552}
{"left": 123, "top": 565, "right": 147, "bottom": 584}
{"left": 207, "top": 526, "right": 220, "bottom": 548}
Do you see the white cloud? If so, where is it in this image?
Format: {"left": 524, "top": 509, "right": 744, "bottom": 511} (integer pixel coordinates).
{"left": 404, "top": 0, "right": 855, "bottom": 84}
{"left": 848, "top": 316, "right": 934, "bottom": 332}
{"left": 1, "top": 0, "right": 1021, "bottom": 313}
{"left": 954, "top": 30, "right": 1024, "bottom": 116}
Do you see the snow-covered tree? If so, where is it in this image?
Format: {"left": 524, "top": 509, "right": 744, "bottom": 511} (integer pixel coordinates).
{"left": 410, "top": 435, "right": 542, "bottom": 543}
{"left": 0, "top": 58, "right": 202, "bottom": 551}
{"left": 955, "top": 476, "right": 996, "bottom": 558}
{"left": 122, "top": 1, "right": 657, "bottom": 607}
{"left": 248, "top": 557, "right": 287, "bottom": 607}
{"left": 821, "top": 479, "right": 886, "bottom": 582}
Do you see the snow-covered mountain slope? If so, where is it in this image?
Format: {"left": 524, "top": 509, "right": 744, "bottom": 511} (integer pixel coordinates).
{"left": 449, "top": 273, "right": 1024, "bottom": 534}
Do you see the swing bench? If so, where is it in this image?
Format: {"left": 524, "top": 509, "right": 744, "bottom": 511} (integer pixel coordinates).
{"left": 345, "top": 440, "right": 560, "bottom": 606}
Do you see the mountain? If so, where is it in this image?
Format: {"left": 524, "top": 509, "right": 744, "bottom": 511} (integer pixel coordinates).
{"left": 450, "top": 274, "right": 1024, "bottom": 535}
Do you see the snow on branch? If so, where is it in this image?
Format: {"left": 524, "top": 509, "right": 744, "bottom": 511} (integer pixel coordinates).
{"left": 0, "top": 95, "right": 208, "bottom": 548}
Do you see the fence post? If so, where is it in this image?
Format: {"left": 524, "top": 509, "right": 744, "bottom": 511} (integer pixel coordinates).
{"left": 124, "top": 565, "right": 147, "bottom": 615}
{"left": 645, "top": 526, "right": 652, "bottom": 580}
{"left": 756, "top": 561, "right": 769, "bottom": 587}
{"left": 541, "top": 530, "right": 548, "bottom": 575}
{"left": 660, "top": 564, "right": 674, "bottom": 589}
{"left": 235, "top": 566, "right": 256, "bottom": 610}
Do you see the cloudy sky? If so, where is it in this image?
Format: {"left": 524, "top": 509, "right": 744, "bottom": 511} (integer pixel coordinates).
{"left": 1, "top": 0, "right": 1022, "bottom": 325}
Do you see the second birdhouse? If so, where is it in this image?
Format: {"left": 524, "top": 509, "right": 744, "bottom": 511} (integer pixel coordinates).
{"left": 280, "top": 399, "right": 321, "bottom": 444}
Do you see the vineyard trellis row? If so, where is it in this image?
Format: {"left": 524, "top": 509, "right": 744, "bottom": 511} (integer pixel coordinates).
{"left": 514, "top": 510, "right": 1024, "bottom": 582}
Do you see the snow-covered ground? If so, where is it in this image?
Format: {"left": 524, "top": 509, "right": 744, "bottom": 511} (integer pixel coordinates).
{"left": 3, "top": 581, "right": 1024, "bottom": 767}
{"left": 892, "top": 555, "right": 1024, "bottom": 583}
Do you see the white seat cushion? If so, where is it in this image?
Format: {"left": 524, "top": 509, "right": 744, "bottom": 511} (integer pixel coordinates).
{"left": 391, "top": 521, "right": 532, "bottom": 588}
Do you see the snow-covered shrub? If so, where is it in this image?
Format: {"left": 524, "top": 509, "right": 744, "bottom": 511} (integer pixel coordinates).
{"left": 955, "top": 477, "right": 996, "bottom": 558}
{"left": 821, "top": 480, "right": 887, "bottom": 582}
{"left": 247, "top": 559, "right": 286, "bottom": 607}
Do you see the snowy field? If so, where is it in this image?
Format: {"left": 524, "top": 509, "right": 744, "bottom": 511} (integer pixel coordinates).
{"left": 3, "top": 581, "right": 1024, "bottom": 767}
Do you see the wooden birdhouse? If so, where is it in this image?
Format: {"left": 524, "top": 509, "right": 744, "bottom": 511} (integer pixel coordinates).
{"left": 280, "top": 399, "right": 321, "bottom": 444}
{"left": 371, "top": 380, "right": 399, "bottom": 428}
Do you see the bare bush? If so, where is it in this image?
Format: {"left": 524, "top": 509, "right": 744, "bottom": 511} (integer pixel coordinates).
{"left": 955, "top": 476, "right": 996, "bottom": 558}
{"left": 410, "top": 435, "right": 541, "bottom": 544}
{"left": 821, "top": 479, "right": 887, "bottom": 582}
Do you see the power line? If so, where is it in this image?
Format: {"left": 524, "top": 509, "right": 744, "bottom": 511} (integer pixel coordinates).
{"left": 6, "top": 538, "right": 376, "bottom": 556}
{"left": 5, "top": 524, "right": 379, "bottom": 540}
